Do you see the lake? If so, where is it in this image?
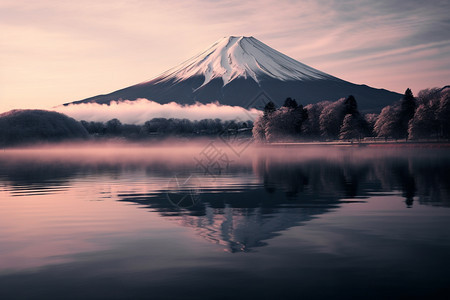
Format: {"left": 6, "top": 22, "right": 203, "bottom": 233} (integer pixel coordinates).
{"left": 1, "top": 142, "right": 450, "bottom": 299}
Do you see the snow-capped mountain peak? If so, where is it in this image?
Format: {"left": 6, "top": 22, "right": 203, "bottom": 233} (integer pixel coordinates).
{"left": 70, "top": 35, "right": 402, "bottom": 112}
{"left": 153, "top": 36, "right": 334, "bottom": 88}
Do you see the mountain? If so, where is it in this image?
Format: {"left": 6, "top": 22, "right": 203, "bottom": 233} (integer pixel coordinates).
{"left": 68, "top": 36, "right": 402, "bottom": 112}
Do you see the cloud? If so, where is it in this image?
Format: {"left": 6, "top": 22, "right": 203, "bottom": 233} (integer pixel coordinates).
{"left": 54, "top": 99, "right": 261, "bottom": 124}
{"left": 1, "top": 0, "right": 449, "bottom": 113}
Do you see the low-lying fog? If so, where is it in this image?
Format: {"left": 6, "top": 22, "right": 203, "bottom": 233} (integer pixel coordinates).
{"left": 55, "top": 99, "right": 261, "bottom": 124}
{"left": 1, "top": 140, "right": 447, "bottom": 167}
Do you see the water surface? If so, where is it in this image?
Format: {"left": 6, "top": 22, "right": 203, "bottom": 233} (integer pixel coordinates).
{"left": 0, "top": 143, "right": 449, "bottom": 299}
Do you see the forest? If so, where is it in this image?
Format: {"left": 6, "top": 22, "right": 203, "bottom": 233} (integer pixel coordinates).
{"left": 1, "top": 87, "right": 448, "bottom": 146}
{"left": 79, "top": 86, "right": 449, "bottom": 142}
{"left": 79, "top": 118, "right": 253, "bottom": 139}
{"left": 253, "top": 86, "right": 450, "bottom": 142}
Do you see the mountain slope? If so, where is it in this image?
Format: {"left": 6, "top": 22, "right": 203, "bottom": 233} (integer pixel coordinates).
{"left": 69, "top": 36, "right": 402, "bottom": 112}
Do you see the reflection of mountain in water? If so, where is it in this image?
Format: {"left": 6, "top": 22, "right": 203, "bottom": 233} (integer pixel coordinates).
{"left": 1, "top": 147, "right": 449, "bottom": 251}
{"left": 119, "top": 151, "right": 450, "bottom": 252}
{"left": 119, "top": 188, "right": 349, "bottom": 253}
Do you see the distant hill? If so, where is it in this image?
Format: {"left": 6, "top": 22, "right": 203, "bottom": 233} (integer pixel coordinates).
{"left": 67, "top": 36, "right": 402, "bottom": 113}
{"left": 0, "top": 109, "right": 88, "bottom": 146}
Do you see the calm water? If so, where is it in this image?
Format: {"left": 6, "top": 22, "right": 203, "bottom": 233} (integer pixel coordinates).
{"left": 0, "top": 143, "right": 450, "bottom": 300}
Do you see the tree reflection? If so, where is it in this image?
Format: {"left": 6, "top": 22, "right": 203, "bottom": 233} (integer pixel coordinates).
{"left": 256, "top": 151, "right": 449, "bottom": 207}
{"left": 117, "top": 151, "right": 450, "bottom": 252}
{"left": 1, "top": 147, "right": 449, "bottom": 251}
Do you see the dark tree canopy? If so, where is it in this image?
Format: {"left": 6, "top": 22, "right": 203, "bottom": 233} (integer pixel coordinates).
{"left": 105, "top": 118, "right": 122, "bottom": 135}
{"left": 79, "top": 117, "right": 252, "bottom": 140}
{"left": 399, "top": 88, "right": 417, "bottom": 138}
{"left": 283, "top": 97, "right": 298, "bottom": 109}
{"left": 0, "top": 109, "right": 88, "bottom": 146}
{"left": 344, "top": 95, "right": 358, "bottom": 115}
{"left": 254, "top": 95, "right": 372, "bottom": 142}
{"left": 263, "top": 101, "right": 276, "bottom": 117}
{"left": 293, "top": 104, "right": 308, "bottom": 135}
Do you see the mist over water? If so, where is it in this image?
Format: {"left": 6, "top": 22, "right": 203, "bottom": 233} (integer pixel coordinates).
{"left": 1, "top": 142, "right": 450, "bottom": 299}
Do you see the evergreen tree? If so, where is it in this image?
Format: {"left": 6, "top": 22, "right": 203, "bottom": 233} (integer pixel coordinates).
{"left": 263, "top": 101, "right": 276, "bottom": 117}
{"left": 293, "top": 104, "right": 308, "bottom": 134}
{"left": 398, "top": 88, "right": 416, "bottom": 140}
{"left": 283, "top": 97, "right": 298, "bottom": 109}
{"left": 344, "top": 95, "right": 358, "bottom": 115}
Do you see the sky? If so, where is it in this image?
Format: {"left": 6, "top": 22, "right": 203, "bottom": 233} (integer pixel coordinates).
{"left": 1, "top": 0, "right": 449, "bottom": 113}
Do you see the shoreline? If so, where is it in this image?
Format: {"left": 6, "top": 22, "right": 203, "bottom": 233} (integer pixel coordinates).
{"left": 266, "top": 141, "right": 450, "bottom": 148}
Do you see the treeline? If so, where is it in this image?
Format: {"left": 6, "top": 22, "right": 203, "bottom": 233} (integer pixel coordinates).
{"left": 377, "top": 87, "right": 450, "bottom": 140}
{"left": 80, "top": 118, "right": 253, "bottom": 139}
{"left": 253, "top": 95, "right": 369, "bottom": 142}
{"left": 253, "top": 87, "right": 450, "bottom": 142}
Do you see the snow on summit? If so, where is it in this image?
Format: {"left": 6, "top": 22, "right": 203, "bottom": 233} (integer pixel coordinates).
{"left": 70, "top": 35, "right": 402, "bottom": 112}
{"left": 152, "top": 36, "right": 334, "bottom": 87}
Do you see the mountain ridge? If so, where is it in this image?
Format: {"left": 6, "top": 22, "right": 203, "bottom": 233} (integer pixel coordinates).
{"left": 67, "top": 36, "right": 402, "bottom": 113}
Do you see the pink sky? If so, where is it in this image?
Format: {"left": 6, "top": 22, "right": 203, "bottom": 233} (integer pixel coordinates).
{"left": 1, "top": 0, "right": 449, "bottom": 113}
